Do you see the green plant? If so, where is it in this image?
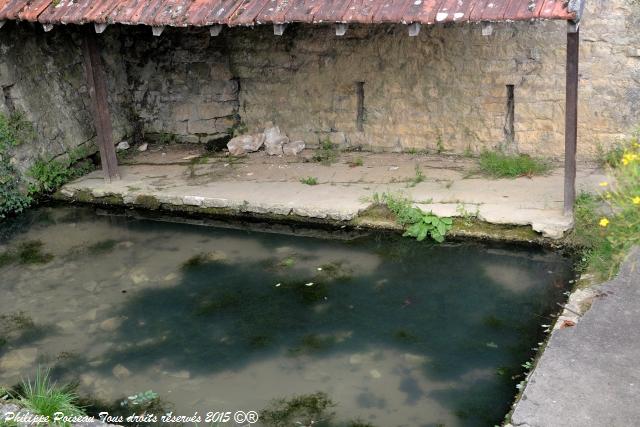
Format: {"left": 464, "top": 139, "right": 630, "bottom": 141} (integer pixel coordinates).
{"left": 379, "top": 193, "right": 453, "bottom": 242}
{"left": 312, "top": 139, "right": 338, "bottom": 165}
{"left": 407, "top": 164, "right": 425, "bottom": 187}
{"left": 300, "top": 176, "right": 318, "bottom": 186}
{"left": 348, "top": 157, "right": 364, "bottom": 167}
{"left": 0, "top": 111, "right": 36, "bottom": 218}
{"left": 121, "top": 390, "right": 159, "bottom": 407}
{"left": 436, "top": 135, "right": 445, "bottom": 154}
{"left": 478, "top": 150, "right": 550, "bottom": 178}
{"left": 260, "top": 392, "right": 335, "bottom": 427}
{"left": 573, "top": 133, "right": 640, "bottom": 280}
{"left": 18, "top": 367, "right": 85, "bottom": 424}
{"left": 596, "top": 141, "right": 625, "bottom": 168}
{"left": 27, "top": 147, "right": 93, "bottom": 196}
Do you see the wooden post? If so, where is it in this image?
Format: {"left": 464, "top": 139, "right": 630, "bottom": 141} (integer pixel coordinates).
{"left": 564, "top": 25, "right": 579, "bottom": 216}
{"left": 82, "top": 27, "right": 119, "bottom": 182}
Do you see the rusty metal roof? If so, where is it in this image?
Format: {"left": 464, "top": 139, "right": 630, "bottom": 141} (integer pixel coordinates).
{"left": 0, "top": 0, "right": 579, "bottom": 27}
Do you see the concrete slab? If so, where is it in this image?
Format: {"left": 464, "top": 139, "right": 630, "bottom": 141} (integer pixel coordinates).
{"left": 60, "top": 147, "right": 605, "bottom": 239}
{"left": 511, "top": 247, "right": 640, "bottom": 427}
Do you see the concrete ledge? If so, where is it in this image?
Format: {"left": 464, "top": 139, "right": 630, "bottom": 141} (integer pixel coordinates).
{"left": 510, "top": 247, "right": 640, "bottom": 427}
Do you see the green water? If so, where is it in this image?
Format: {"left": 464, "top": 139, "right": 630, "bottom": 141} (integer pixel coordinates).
{"left": 0, "top": 206, "right": 573, "bottom": 426}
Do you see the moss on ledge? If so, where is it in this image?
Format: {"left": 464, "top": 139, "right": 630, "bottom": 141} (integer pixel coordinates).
{"left": 54, "top": 188, "right": 560, "bottom": 247}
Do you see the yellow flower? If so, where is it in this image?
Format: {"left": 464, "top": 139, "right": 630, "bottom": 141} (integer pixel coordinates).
{"left": 604, "top": 192, "right": 612, "bottom": 199}
{"left": 599, "top": 218, "right": 610, "bottom": 227}
{"left": 633, "top": 196, "right": 640, "bottom": 205}
{"left": 599, "top": 181, "right": 608, "bottom": 187}
{"left": 622, "top": 153, "right": 639, "bottom": 166}
{"left": 623, "top": 158, "right": 630, "bottom": 166}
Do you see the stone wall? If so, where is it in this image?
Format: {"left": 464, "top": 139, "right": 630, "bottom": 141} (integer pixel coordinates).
{"left": 122, "top": 27, "right": 239, "bottom": 144}
{"left": 0, "top": 24, "right": 131, "bottom": 176}
{"left": 226, "top": 0, "right": 640, "bottom": 158}
{"left": 0, "top": 0, "right": 638, "bottom": 170}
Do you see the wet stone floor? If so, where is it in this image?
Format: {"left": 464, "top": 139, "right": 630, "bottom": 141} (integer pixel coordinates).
{"left": 0, "top": 205, "right": 574, "bottom": 426}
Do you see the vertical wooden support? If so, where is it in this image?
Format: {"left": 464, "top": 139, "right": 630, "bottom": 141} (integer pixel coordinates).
{"left": 82, "top": 27, "right": 119, "bottom": 182}
{"left": 564, "top": 26, "right": 579, "bottom": 216}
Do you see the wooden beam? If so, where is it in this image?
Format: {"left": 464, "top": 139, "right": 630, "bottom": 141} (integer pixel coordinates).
{"left": 335, "top": 23, "right": 347, "bottom": 36}
{"left": 82, "top": 28, "right": 119, "bottom": 182}
{"left": 274, "top": 24, "right": 286, "bottom": 36}
{"left": 94, "top": 23, "right": 108, "bottom": 34}
{"left": 209, "top": 25, "right": 222, "bottom": 36}
{"left": 564, "top": 25, "right": 579, "bottom": 216}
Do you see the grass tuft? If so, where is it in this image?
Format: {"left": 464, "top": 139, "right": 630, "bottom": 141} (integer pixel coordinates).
{"left": 19, "top": 367, "right": 85, "bottom": 423}
{"left": 478, "top": 151, "right": 550, "bottom": 178}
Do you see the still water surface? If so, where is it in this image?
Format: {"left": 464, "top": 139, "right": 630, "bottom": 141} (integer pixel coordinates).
{"left": 0, "top": 206, "right": 573, "bottom": 426}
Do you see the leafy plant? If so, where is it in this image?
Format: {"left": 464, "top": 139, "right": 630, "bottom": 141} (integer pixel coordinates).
{"left": 18, "top": 367, "right": 85, "bottom": 424}
{"left": 0, "top": 111, "right": 36, "bottom": 218}
{"left": 407, "top": 164, "right": 425, "bottom": 187}
{"left": 27, "top": 147, "right": 94, "bottom": 196}
{"left": 572, "top": 132, "right": 640, "bottom": 280}
{"left": 300, "top": 176, "right": 318, "bottom": 186}
{"left": 379, "top": 193, "right": 453, "bottom": 242}
{"left": 312, "top": 139, "right": 338, "bottom": 165}
{"left": 478, "top": 150, "right": 550, "bottom": 178}
{"left": 121, "top": 390, "right": 159, "bottom": 407}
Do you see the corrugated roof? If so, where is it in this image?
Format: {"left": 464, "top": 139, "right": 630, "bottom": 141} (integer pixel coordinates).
{"left": 0, "top": 0, "right": 578, "bottom": 27}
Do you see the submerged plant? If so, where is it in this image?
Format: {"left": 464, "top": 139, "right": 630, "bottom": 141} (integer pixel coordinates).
{"left": 121, "top": 390, "right": 159, "bottom": 407}
{"left": 18, "top": 367, "right": 85, "bottom": 423}
{"left": 16, "top": 240, "right": 54, "bottom": 264}
{"left": 288, "top": 334, "right": 336, "bottom": 356}
{"left": 87, "top": 239, "right": 118, "bottom": 255}
{"left": 261, "top": 392, "right": 335, "bottom": 427}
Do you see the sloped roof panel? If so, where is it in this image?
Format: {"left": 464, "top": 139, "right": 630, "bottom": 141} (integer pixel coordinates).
{"left": 0, "top": 0, "right": 579, "bottom": 27}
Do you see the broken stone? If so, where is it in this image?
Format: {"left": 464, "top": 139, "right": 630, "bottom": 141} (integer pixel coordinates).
{"left": 137, "top": 143, "right": 148, "bottom": 152}
{"left": 283, "top": 140, "right": 306, "bottom": 156}
{"left": 227, "top": 134, "right": 265, "bottom": 156}
{"left": 265, "top": 136, "right": 288, "bottom": 156}
{"left": 263, "top": 126, "right": 288, "bottom": 156}
{"left": 116, "top": 141, "right": 130, "bottom": 151}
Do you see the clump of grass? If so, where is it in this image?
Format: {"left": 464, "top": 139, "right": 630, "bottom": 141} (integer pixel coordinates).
{"left": 312, "top": 140, "right": 339, "bottom": 165}
{"left": 478, "top": 150, "right": 550, "bottom": 178}
{"left": 261, "top": 392, "right": 335, "bottom": 427}
{"left": 18, "top": 367, "right": 85, "bottom": 423}
{"left": 300, "top": 176, "right": 318, "bottom": 186}
{"left": 573, "top": 133, "right": 640, "bottom": 280}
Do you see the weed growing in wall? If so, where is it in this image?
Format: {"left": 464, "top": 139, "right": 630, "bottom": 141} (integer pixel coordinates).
{"left": 572, "top": 132, "right": 640, "bottom": 280}
{"left": 0, "top": 111, "right": 35, "bottom": 218}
